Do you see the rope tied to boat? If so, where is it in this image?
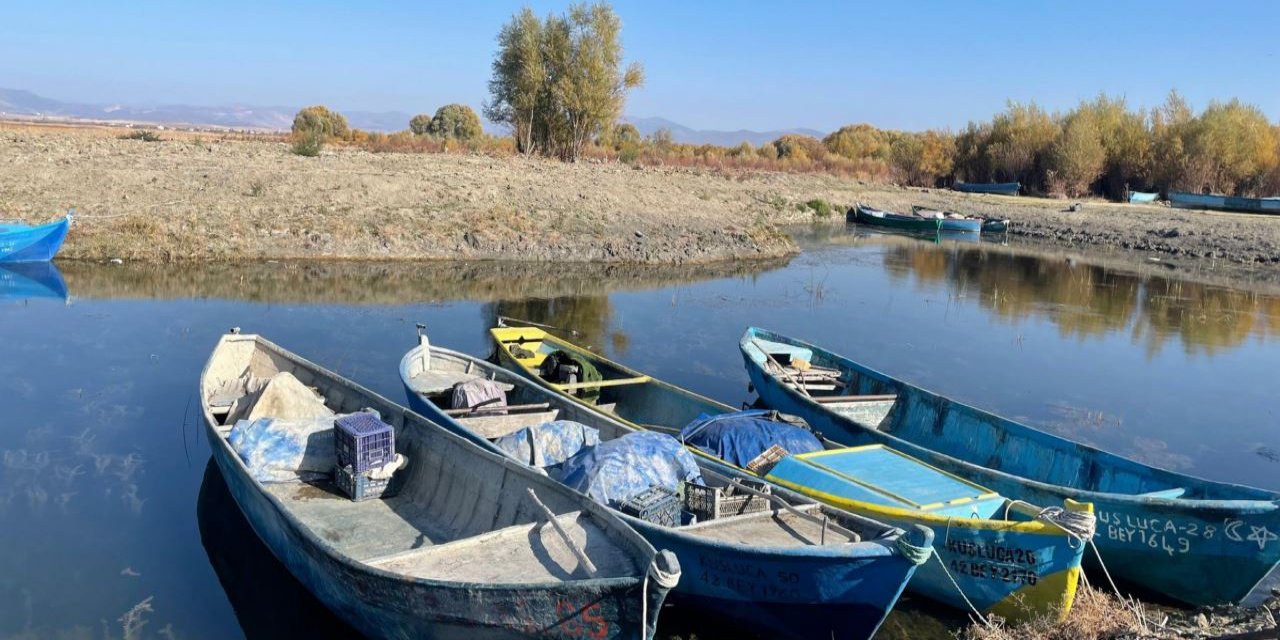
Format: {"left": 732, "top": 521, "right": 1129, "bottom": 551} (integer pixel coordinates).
{"left": 929, "top": 546, "right": 993, "bottom": 628}
{"left": 1003, "top": 501, "right": 1097, "bottom": 549}
{"left": 893, "top": 534, "right": 932, "bottom": 566}
{"left": 641, "top": 550, "right": 681, "bottom": 636}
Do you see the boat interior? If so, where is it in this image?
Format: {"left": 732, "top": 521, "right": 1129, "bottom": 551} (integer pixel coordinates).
{"left": 407, "top": 344, "right": 906, "bottom": 548}
{"left": 204, "top": 335, "right": 646, "bottom": 585}
{"left": 741, "top": 337, "right": 898, "bottom": 429}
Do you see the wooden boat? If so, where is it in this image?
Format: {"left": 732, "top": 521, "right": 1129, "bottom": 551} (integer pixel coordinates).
{"left": 201, "top": 331, "right": 678, "bottom": 640}
{"left": 911, "top": 205, "right": 1009, "bottom": 234}
{"left": 482, "top": 326, "right": 1091, "bottom": 623}
{"left": 1127, "top": 191, "right": 1159, "bottom": 204}
{"left": 1169, "top": 191, "right": 1280, "bottom": 215}
{"left": 850, "top": 203, "right": 982, "bottom": 234}
{"left": 400, "top": 334, "right": 930, "bottom": 640}
{"left": 739, "top": 327, "right": 1280, "bottom": 606}
{"left": 0, "top": 214, "right": 71, "bottom": 262}
{"left": 953, "top": 182, "right": 1021, "bottom": 196}
{"left": 0, "top": 262, "right": 67, "bottom": 300}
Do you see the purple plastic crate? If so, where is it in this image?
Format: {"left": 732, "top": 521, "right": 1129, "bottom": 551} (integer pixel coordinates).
{"left": 334, "top": 412, "right": 394, "bottom": 472}
{"left": 333, "top": 464, "right": 393, "bottom": 502}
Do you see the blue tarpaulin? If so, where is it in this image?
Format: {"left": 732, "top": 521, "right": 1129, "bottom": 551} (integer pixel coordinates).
{"left": 492, "top": 420, "right": 600, "bottom": 467}
{"left": 229, "top": 416, "right": 336, "bottom": 483}
{"left": 679, "top": 410, "right": 822, "bottom": 468}
{"left": 557, "top": 432, "right": 702, "bottom": 506}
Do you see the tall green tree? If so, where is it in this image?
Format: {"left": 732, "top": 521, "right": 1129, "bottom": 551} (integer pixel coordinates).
{"left": 292, "top": 105, "right": 348, "bottom": 139}
{"left": 429, "top": 104, "right": 483, "bottom": 140}
{"left": 486, "top": 3, "right": 643, "bottom": 161}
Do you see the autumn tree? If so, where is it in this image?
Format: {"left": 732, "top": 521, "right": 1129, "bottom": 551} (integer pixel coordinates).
{"left": 823, "top": 124, "right": 891, "bottom": 162}
{"left": 985, "top": 101, "right": 1059, "bottom": 188}
{"left": 1046, "top": 113, "right": 1106, "bottom": 197}
{"left": 292, "top": 105, "right": 349, "bottom": 139}
{"left": 486, "top": 3, "right": 643, "bottom": 161}
{"left": 428, "top": 104, "right": 483, "bottom": 140}
{"left": 409, "top": 113, "right": 433, "bottom": 136}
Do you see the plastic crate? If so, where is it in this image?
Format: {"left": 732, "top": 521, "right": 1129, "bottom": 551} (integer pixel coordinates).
{"left": 745, "top": 444, "right": 789, "bottom": 476}
{"left": 334, "top": 413, "right": 394, "bottom": 472}
{"left": 618, "top": 486, "right": 680, "bottom": 527}
{"left": 682, "top": 480, "right": 772, "bottom": 521}
{"left": 333, "top": 464, "right": 394, "bottom": 501}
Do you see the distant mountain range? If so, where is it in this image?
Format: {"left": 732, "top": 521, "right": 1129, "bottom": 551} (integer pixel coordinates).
{"left": 0, "top": 88, "right": 826, "bottom": 145}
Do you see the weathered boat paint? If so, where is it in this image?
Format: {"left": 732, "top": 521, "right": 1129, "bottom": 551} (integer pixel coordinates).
{"left": 401, "top": 339, "right": 928, "bottom": 640}
{"left": 740, "top": 327, "right": 1280, "bottom": 606}
{"left": 953, "top": 182, "right": 1021, "bottom": 196}
{"left": 0, "top": 215, "right": 71, "bottom": 262}
{"left": 480, "top": 328, "right": 1087, "bottom": 623}
{"left": 1169, "top": 191, "right": 1280, "bottom": 215}
{"left": 203, "top": 333, "right": 675, "bottom": 640}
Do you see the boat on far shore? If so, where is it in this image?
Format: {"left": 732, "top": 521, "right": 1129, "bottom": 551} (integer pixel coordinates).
{"left": 1128, "top": 191, "right": 1159, "bottom": 204}
{"left": 953, "top": 182, "right": 1021, "bottom": 196}
{"left": 911, "top": 205, "right": 1009, "bottom": 234}
{"left": 850, "top": 203, "right": 982, "bottom": 234}
{"left": 1169, "top": 191, "right": 1280, "bottom": 215}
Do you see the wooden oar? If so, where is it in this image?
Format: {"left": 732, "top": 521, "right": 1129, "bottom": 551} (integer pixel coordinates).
{"left": 751, "top": 338, "right": 811, "bottom": 398}
{"left": 443, "top": 402, "right": 551, "bottom": 416}
{"left": 526, "top": 488, "right": 598, "bottom": 577}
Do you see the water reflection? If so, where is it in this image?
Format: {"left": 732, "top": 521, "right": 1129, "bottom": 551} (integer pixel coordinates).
{"left": 0, "top": 262, "right": 67, "bottom": 301}
{"left": 880, "top": 242, "right": 1280, "bottom": 356}
{"left": 196, "top": 461, "right": 356, "bottom": 639}
{"left": 59, "top": 258, "right": 790, "bottom": 304}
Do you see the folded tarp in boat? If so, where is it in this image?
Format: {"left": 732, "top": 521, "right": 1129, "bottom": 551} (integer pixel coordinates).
{"left": 558, "top": 432, "right": 702, "bottom": 506}
{"left": 492, "top": 420, "right": 600, "bottom": 467}
{"left": 679, "top": 410, "right": 823, "bottom": 468}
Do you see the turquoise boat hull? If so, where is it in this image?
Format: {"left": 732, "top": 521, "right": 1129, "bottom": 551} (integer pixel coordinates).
{"left": 0, "top": 215, "right": 71, "bottom": 262}
{"left": 740, "top": 327, "right": 1280, "bottom": 606}
{"left": 469, "top": 329, "right": 1092, "bottom": 622}
{"left": 953, "top": 182, "right": 1021, "bottom": 196}
{"left": 1128, "top": 191, "right": 1159, "bottom": 204}
{"left": 850, "top": 205, "right": 982, "bottom": 234}
{"left": 1169, "top": 191, "right": 1280, "bottom": 215}
{"left": 401, "top": 340, "right": 927, "bottom": 640}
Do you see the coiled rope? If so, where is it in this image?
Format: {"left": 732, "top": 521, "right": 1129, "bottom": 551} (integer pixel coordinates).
{"left": 1004, "top": 501, "right": 1098, "bottom": 549}
{"left": 642, "top": 552, "right": 681, "bottom": 636}
{"left": 894, "top": 535, "right": 933, "bottom": 566}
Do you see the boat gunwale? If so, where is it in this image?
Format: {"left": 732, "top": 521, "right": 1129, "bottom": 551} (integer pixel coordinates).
{"left": 740, "top": 326, "right": 1280, "bottom": 513}
{"left": 402, "top": 340, "right": 917, "bottom": 560}
{"left": 203, "top": 332, "right": 655, "bottom": 593}
{"left": 485, "top": 327, "right": 1084, "bottom": 536}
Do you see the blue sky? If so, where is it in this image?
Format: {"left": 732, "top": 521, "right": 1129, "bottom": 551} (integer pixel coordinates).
{"left": 1, "top": 0, "right": 1277, "bottom": 132}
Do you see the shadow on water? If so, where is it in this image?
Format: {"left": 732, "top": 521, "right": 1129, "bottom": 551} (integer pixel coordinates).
{"left": 196, "top": 460, "right": 357, "bottom": 639}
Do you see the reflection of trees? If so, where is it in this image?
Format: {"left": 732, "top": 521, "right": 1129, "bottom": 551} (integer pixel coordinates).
{"left": 487, "top": 296, "right": 625, "bottom": 354}
{"left": 883, "top": 242, "right": 1280, "bottom": 355}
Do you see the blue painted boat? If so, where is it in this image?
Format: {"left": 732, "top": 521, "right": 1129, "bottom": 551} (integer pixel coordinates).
{"left": 911, "top": 205, "right": 1008, "bottom": 234}
{"left": 740, "top": 327, "right": 1280, "bottom": 606}
{"left": 1128, "top": 191, "right": 1159, "bottom": 204}
{"left": 475, "top": 326, "right": 1094, "bottom": 624}
{"left": 953, "top": 182, "right": 1021, "bottom": 196}
{"left": 202, "top": 332, "right": 678, "bottom": 640}
{"left": 0, "top": 214, "right": 71, "bottom": 262}
{"left": 851, "top": 204, "right": 983, "bottom": 234}
{"left": 1169, "top": 191, "right": 1280, "bottom": 215}
{"left": 0, "top": 262, "right": 68, "bottom": 301}
{"left": 400, "top": 333, "right": 930, "bottom": 640}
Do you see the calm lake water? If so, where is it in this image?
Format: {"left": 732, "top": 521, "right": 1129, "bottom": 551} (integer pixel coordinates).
{"left": 2, "top": 229, "right": 1278, "bottom": 639}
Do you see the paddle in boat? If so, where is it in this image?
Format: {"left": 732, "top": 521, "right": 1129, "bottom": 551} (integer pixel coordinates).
{"left": 0, "top": 213, "right": 72, "bottom": 262}
{"left": 953, "top": 182, "right": 1021, "bottom": 196}
{"left": 739, "top": 327, "right": 1280, "bottom": 606}
{"left": 202, "top": 331, "right": 679, "bottom": 640}
{"left": 1169, "top": 191, "right": 1280, "bottom": 216}
{"left": 400, "top": 327, "right": 930, "bottom": 640}
{"left": 850, "top": 203, "right": 983, "bottom": 234}
{"left": 482, "top": 324, "right": 1091, "bottom": 624}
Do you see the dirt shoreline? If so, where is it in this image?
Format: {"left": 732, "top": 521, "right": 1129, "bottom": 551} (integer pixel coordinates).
{"left": 3, "top": 124, "right": 1279, "bottom": 283}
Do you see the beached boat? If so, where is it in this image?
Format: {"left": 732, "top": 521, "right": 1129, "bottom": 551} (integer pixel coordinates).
{"left": 0, "top": 262, "right": 67, "bottom": 301}
{"left": 739, "top": 327, "right": 1280, "bottom": 606}
{"left": 850, "top": 204, "right": 982, "bottom": 234}
{"left": 0, "top": 214, "right": 71, "bottom": 262}
{"left": 1169, "top": 191, "right": 1280, "bottom": 215}
{"left": 1128, "top": 191, "right": 1159, "bottom": 204}
{"left": 202, "top": 331, "right": 678, "bottom": 640}
{"left": 953, "top": 182, "right": 1021, "bottom": 196}
{"left": 400, "top": 333, "right": 929, "bottom": 639}
{"left": 482, "top": 326, "right": 1090, "bottom": 623}
{"left": 911, "top": 205, "right": 1009, "bottom": 234}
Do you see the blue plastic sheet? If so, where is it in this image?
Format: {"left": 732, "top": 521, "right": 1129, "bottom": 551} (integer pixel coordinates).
{"left": 492, "top": 420, "right": 600, "bottom": 467}
{"left": 229, "top": 416, "right": 336, "bottom": 483}
{"left": 679, "top": 410, "right": 822, "bottom": 468}
{"left": 557, "top": 432, "right": 702, "bottom": 506}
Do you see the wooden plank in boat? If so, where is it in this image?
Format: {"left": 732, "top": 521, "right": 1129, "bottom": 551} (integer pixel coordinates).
{"left": 812, "top": 395, "right": 897, "bottom": 404}
{"left": 459, "top": 409, "right": 560, "bottom": 439}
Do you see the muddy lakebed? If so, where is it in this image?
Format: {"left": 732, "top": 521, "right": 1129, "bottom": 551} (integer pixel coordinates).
{"left": 2, "top": 227, "right": 1278, "bottom": 638}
